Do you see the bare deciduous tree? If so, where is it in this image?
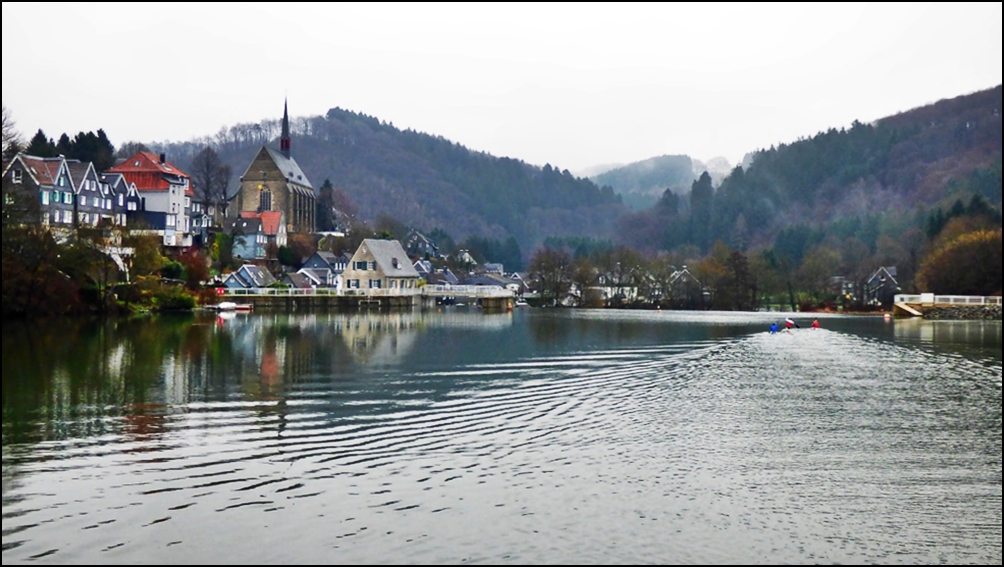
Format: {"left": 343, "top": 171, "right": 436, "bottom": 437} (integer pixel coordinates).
{"left": 190, "top": 146, "right": 232, "bottom": 217}
{"left": 3, "top": 106, "right": 24, "bottom": 160}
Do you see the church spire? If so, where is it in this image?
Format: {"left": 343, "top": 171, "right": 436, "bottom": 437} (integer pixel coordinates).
{"left": 280, "top": 98, "right": 291, "bottom": 159}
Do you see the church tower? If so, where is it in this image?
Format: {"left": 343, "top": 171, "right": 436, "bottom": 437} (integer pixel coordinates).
{"left": 280, "top": 98, "right": 291, "bottom": 159}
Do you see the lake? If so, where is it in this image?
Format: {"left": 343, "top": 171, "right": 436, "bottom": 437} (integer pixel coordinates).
{"left": 2, "top": 309, "right": 1001, "bottom": 565}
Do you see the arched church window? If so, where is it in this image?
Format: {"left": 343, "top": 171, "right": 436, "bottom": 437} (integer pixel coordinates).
{"left": 260, "top": 187, "right": 272, "bottom": 212}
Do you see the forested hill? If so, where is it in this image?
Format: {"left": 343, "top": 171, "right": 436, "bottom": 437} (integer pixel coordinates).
{"left": 590, "top": 154, "right": 696, "bottom": 210}
{"left": 152, "top": 108, "right": 624, "bottom": 253}
{"left": 618, "top": 84, "right": 1002, "bottom": 255}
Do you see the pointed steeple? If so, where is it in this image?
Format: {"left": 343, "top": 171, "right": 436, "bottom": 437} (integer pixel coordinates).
{"left": 280, "top": 98, "right": 291, "bottom": 158}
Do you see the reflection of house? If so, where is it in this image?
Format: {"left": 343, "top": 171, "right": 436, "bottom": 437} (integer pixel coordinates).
{"left": 107, "top": 152, "right": 194, "bottom": 247}
{"left": 341, "top": 239, "right": 421, "bottom": 292}
{"left": 224, "top": 264, "right": 277, "bottom": 290}
{"left": 235, "top": 101, "right": 316, "bottom": 234}
{"left": 866, "top": 267, "right": 900, "bottom": 307}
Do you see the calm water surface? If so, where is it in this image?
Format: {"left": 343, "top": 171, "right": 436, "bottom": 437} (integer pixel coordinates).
{"left": 2, "top": 309, "right": 1001, "bottom": 565}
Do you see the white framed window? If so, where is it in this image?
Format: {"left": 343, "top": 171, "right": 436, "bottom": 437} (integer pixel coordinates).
{"left": 80, "top": 196, "right": 87, "bottom": 207}
{"left": 80, "top": 213, "right": 89, "bottom": 224}
{"left": 117, "top": 194, "right": 124, "bottom": 207}
{"left": 166, "top": 215, "right": 176, "bottom": 227}
{"left": 185, "top": 197, "right": 191, "bottom": 208}
{"left": 128, "top": 202, "right": 137, "bottom": 211}
{"left": 58, "top": 177, "right": 66, "bottom": 187}
{"left": 41, "top": 191, "right": 50, "bottom": 206}
{"left": 390, "top": 280, "right": 398, "bottom": 289}
{"left": 369, "top": 279, "right": 382, "bottom": 289}
{"left": 369, "top": 262, "right": 377, "bottom": 270}
{"left": 3, "top": 193, "right": 13, "bottom": 206}
{"left": 12, "top": 170, "right": 22, "bottom": 184}
{"left": 63, "top": 192, "right": 72, "bottom": 204}
{"left": 52, "top": 210, "right": 60, "bottom": 224}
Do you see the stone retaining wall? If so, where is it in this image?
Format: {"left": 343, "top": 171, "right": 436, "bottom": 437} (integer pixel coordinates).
{"left": 923, "top": 305, "right": 1002, "bottom": 320}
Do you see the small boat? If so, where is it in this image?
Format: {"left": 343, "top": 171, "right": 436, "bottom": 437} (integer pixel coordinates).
{"left": 215, "top": 301, "right": 253, "bottom": 312}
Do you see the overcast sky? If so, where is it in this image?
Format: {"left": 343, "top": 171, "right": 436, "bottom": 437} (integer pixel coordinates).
{"left": 3, "top": 3, "right": 1001, "bottom": 174}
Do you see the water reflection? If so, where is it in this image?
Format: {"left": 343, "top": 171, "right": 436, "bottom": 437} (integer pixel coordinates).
{"left": 2, "top": 310, "right": 1000, "bottom": 565}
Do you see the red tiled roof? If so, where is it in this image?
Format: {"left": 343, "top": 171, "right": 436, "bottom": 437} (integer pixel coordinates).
{"left": 259, "top": 211, "right": 283, "bottom": 236}
{"left": 239, "top": 211, "right": 284, "bottom": 236}
{"left": 107, "top": 152, "right": 191, "bottom": 192}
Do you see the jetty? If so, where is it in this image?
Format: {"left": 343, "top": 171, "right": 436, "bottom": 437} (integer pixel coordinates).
{"left": 893, "top": 294, "right": 1002, "bottom": 319}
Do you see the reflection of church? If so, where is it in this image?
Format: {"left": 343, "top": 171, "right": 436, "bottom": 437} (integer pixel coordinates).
{"left": 235, "top": 101, "right": 316, "bottom": 233}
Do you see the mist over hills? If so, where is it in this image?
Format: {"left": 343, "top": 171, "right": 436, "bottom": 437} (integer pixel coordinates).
{"left": 589, "top": 154, "right": 734, "bottom": 210}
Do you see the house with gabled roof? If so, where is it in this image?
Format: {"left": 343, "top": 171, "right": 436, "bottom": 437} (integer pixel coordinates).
{"left": 866, "top": 266, "right": 900, "bottom": 308}
{"left": 107, "top": 151, "right": 193, "bottom": 247}
{"left": 299, "top": 250, "right": 348, "bottom": 288}
{"left": 3, "top": 153, "right": 74, "bottom": 228}
{"left": 100, "top": 172, "right": 140, "bottom": 228}
{"left": 225, "top": 215, "right": 266, "bottom": 260}
{"left": 341, "top": 239, "right": 421, "bottom": 293}
{"left": 66, "top": 159, "right": 113, "bottom": 228}
{"left": 239, "top": 210, "right": 287, "bottom": 250}
{"left": 223, "top": 264, "right": 277, "bottom": 290}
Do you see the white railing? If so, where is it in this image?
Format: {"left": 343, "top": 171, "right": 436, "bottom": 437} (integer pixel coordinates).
{"left": 342, "top": 288, "right": 421, "bottom": 297}
{"left": 895, "top": 294, "right": 1002, "bottom": 306}
{"left": 221, "top": 285, "right": 515, "bottom": 299}
{"left": 223, "top": 288, "right": 342, "bottom": 297}
{"left": 421, "top": 285, "right": 514, "bottom": 299}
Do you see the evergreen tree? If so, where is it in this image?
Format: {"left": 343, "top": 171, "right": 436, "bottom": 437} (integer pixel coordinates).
{"left": 25, "top": 129, "right": 57, "bottom": 157}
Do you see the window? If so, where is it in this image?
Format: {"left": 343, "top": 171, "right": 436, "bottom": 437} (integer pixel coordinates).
{"left": 52, "top": 211, "right": 60, "bottom": 224}
{"left": 185, "top": 197, "right": 190, "bottom": 208}
{"left": 41, "top": 191, "right": 49, "bottom": 206}
{"left": 52, "top": 190, "right": 59, "bottom": 202}
{"left": 259, "top": 189, "right": 272, "bottom": 212}
{"left": 390, "top": 280, "right": 398, "bottom": 289}
{"left": 349, "top": 279, "right": 360, "bottom": 289}
{"left": 63, "top": 192, "right": 72, "bottom": 205}
{"left": 354, "top": 261, "right": 368, "bottom": 271}
{"left": 80, "top": 196, "right": 87, "bottom": 207}
{"left": 369, "top": 279, "right": 382, "bottom": 289}
{"left": 80, "top": 213, "right": 89, "bottom": 224}
{"left": 369, "top": 262, "right": 377, "bottom": 271}
{"left": 128, "top": 201, "right": 137, "bottom": 211}
{"left": 118, "top": 195, "right": 124, "bottom": 207}
{"left": 166, "top": 215, "right": 176, "bottom": 227}
{"left": 12, "top": 170, "right": 22, "bottom": 184}
{"left": 58, "top": 177, "right": 66, "bottom": 187}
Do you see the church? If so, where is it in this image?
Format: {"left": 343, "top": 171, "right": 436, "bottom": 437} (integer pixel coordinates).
{"left": 235, "top": 101, "right": 316, "bottom": 234}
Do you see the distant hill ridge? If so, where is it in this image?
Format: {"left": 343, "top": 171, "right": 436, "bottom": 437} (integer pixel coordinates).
{"left": 152, "top": 107, "right": 624, "bottom": 254}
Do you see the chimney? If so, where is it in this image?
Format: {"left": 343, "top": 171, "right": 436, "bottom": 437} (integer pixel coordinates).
{"left": 159, "top": 153, "right": 166, "bottom": 164}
